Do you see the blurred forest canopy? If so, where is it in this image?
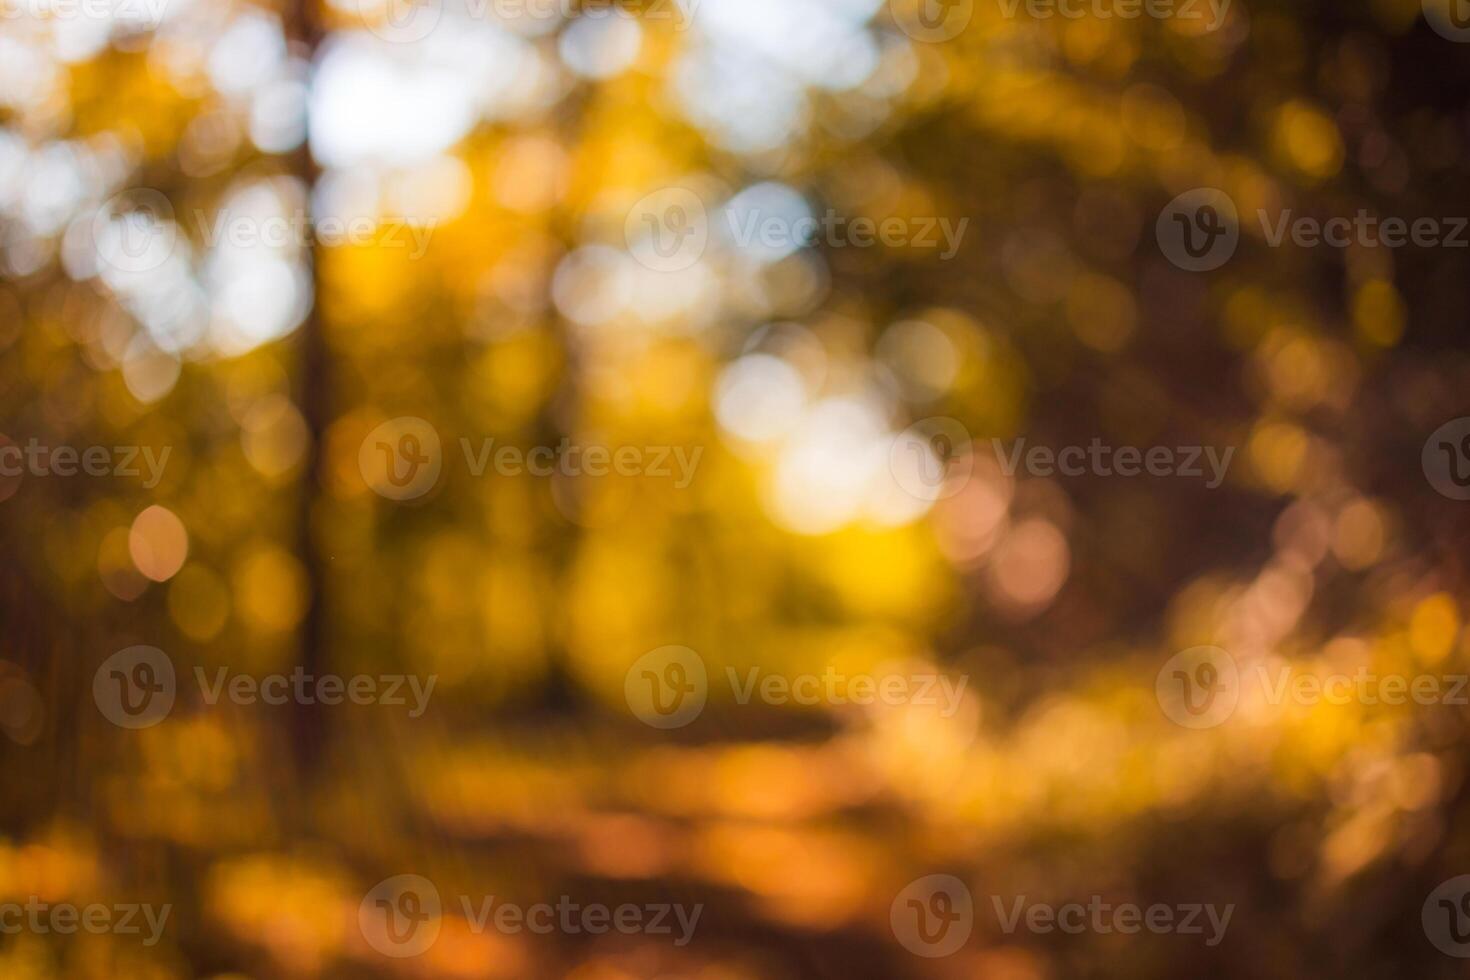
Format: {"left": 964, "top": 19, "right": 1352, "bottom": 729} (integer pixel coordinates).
{"left": 1, "top": 0, "right": 1470, "bottom": 976}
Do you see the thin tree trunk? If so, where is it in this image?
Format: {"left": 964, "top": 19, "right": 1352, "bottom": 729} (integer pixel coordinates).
{"left": 284, "top": 0, "right": 328, "bottom": 776}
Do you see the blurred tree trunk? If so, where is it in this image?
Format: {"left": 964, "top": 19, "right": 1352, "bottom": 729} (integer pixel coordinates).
{"left": 285, "top": 0, "right": 328, "bottom": 777}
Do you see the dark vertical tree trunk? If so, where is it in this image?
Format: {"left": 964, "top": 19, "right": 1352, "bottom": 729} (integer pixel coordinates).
{"left": 284, "top": 0, "right": 328, "bottom": 777}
